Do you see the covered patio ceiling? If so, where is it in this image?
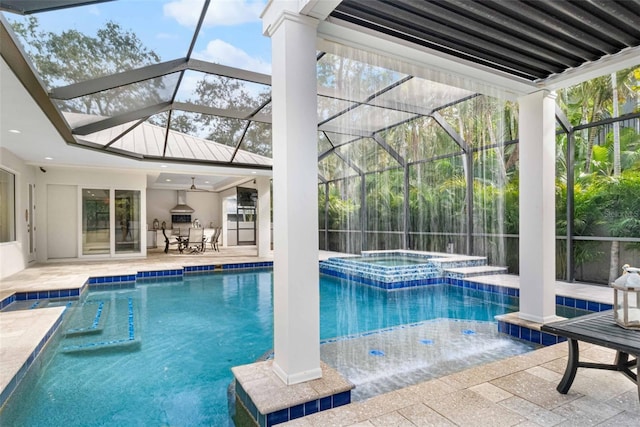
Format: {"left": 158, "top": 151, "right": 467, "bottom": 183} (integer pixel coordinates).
{"left": 1, "top": 0, "right": 639, "bottom": 184}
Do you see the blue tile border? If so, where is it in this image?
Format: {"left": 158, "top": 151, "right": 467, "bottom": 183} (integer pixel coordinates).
{"left": 0, "top": 309, "right": 65, "bottom": 409}
{"left": 555, "top": 295, "right": 612, "bottom": 312}
{"left": 235, "top": 380, "right": 351, "bottom": 427}
{"left": 2, "top": 262, "right": 277, "bottom": 312}
{"left": 222, "top": 261, "right": 273, "bottom": 270}
{"left": 496, "top": 319, "right": 568, "bottom": 346}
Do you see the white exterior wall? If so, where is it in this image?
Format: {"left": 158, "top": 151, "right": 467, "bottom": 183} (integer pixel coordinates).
{"left": 34, "top": 166, "right": 147, "bottom": 262}
{"left": 0, "top": 147, "right": 36, "bottom": 279}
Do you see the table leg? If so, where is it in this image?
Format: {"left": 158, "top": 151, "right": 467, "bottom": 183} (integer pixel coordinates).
{"left": 557, "top": 338, "right": 579, "bottom": 394}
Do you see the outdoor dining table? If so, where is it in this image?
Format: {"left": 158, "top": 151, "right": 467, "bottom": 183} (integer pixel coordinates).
{"left": 540, "top": 310, "right": 639, "bottom": 401}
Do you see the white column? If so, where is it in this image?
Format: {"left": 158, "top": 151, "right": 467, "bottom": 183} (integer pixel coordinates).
{"left": 518, "top": 90, "right": 558, "bottom": 323}
{"left": 263, "top": 3, "right": 321, "bottom": 384}
{"left": 256, "top": 176, "right": 271, "bottom": 258}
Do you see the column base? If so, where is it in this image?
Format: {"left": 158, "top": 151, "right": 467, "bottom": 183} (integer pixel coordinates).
{"left": 496, "top": 312, "right": 567, "bottom": 346}
{"left": 232, "top": 360, "right": 354, "bottom": 427}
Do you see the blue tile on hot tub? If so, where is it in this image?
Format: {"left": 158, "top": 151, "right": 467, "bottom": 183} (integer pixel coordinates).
{"left": 542, "top": 332, "right": 558, "bottom": 346}
{"left": 508, "top": 324, "right": 521, "bottom": 338}
{"left": 267, "top": 408, "right": 289, "bottom": 425}
{"left": 576, "top": 299, "right": 587, "bottom": 310}
{"left": 319, "top": 396, "right": 332, "bottom": 411}
{"left": 289, "top": 404, "right": 304, "bottom": 420}
{"left": 333, "top": 391, "right": 350, "bottom": 407}
{"left": 587, "top": 301, "right": 599, "bottom": 312}
{"left": 304, "top": 400, "right": 319, "bottom": 415}
{"left": 498, "top": 321, "right": 508, "bottom": 334}
{"left": 530, "top": 329, "right": 541, "bottom": 344}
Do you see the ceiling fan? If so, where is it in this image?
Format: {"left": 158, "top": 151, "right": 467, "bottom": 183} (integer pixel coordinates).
{"left": 188, "top": 177, "right": 214, "bottom": 192}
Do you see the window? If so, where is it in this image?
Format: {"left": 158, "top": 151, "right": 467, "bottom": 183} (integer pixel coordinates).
{"left": 82, "top": 189, "right": 110, "bottom": 255}
{"left": 0, "top": 168, "right": 16, "bottom": 243}
{"left": 115, "top": 190, "right": 141, "bottom": 253}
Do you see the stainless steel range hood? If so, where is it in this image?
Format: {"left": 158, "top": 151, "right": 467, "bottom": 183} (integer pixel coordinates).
{"left": 170, "top": 190, "right": 194, "bottom": 213}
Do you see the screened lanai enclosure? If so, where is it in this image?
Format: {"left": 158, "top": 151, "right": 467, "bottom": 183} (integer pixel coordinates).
{"left": 1, "top": 0, "right": 639, "bottom": 285}
{"left": 316, "top": 47, "right": 640, "bottom": 286}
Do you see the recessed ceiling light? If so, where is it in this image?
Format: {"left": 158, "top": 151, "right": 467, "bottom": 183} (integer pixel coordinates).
{"left": 44, "top": 156, "right": 53, "bottom": 160}
{"left": 252, "top": 171, "right": 257, "bottom": 174}
{"left": 8, "top": 129, "right": 21, "bottom": 134}
{"left": 204, "top": 181, "right": 210, "bottom": 184}
{"left": 165, "top": 179, "right": 171, "bottom": 182}
{"left": 160, "top": 164, "right": 167, "bottom": 168}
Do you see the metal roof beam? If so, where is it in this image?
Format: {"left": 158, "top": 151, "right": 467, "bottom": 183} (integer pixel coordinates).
{"left": 555, "top": 106, "right": 572, "bottom": 134}
{"left": 334, "top": 150, "right": 364, "bottom": 175}
{"left": 0, "top": 0, "right": 113, "bottom": 15}
{"left": 72, "top": 138, "right": 144, "bottom": 159}
{"left": 442, "top": 0, "right": 599, "bottom": 61}
{"left": 318, "top": 123, "right": 373, "bottom": 138}
{"left": 71, "top": 102, "right": 171, "bottom": 135}
{"left": 50, "top": 57, "right": 272, "bottom": 100}
{"left": 541, "top": 0, "right": 638, "bottom": 46}
{"left": 50, "top": 58, "right": 188, "bottom": 99}
{"left": 187, "top": 59, "right": 271, "bottom": 86}
{"left": 172, "top": 101, "right": 272, "bottom": 124}
{"left": 318, "top": 147, "right": 334, "bottom": 162}
{"left": 431, "top": 111, "right": 469, "bottom": 153}
{"left": 143, "top": 155, "right": 272, "bottom": 170}
{"left": 372, "top": 134, "right": 405, "bottom": 167}
{"left": 339, "top": 0, "right": 561, "bottom": 78}
{"left": 487, "top": 0, "right": 620, "bottom": 54}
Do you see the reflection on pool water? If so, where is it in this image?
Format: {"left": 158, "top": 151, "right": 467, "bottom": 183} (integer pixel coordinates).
{"left": 0, "top": 269, "right": 535, "bottom": 427}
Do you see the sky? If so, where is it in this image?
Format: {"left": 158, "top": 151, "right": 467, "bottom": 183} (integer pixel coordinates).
{"left": 10, "top": 0, "right": 272, "bottom": 74}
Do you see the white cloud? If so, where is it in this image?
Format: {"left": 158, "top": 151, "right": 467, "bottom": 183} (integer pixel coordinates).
{"left": 194, "top": 39, "right": 271, "bottom": 74}
{"left": 164, "top": 0, "right": 265, "bottom": 27}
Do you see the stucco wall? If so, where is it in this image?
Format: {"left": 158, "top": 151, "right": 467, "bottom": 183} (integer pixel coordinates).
{"left": 34, "top": 166, "right": 147, "bottom": 262}
{"left": 0, "top": 147, "right": 36, "bottom": 280}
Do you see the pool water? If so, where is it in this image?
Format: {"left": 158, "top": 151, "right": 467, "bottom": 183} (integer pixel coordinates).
{"left": 0, "top": 269, "right": 528, "bottom": 427}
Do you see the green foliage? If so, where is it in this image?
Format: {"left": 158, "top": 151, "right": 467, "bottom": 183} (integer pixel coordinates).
{"left": 10, "top": 16, "right": 272, "bottom": 156}
{"left": 11, "top": 16, "right": 163, "bottom": 116}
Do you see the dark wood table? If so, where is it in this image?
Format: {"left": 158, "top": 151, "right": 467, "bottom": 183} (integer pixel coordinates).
{"left": 541, "top": 310, "right": 639, "bottom": 400}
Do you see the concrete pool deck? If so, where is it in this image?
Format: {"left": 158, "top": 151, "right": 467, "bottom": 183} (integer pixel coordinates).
{"left": 1, "top": 248, "right": 638, "bottom": 425}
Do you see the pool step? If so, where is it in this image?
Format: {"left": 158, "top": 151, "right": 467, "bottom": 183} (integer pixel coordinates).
{"left": 444, "top": 265, "right": 508, "bottom": 278}
{"left": 64, "top": 300, "right": 109, "bottom": 336}
{"left": 1, "top": 298, "right": 73, "bottom": 312}
{"left": 61, "top": 296, "right": 139, "bottom": 354}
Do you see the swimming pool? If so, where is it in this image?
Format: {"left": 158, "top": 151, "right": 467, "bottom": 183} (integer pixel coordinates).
{"left": 0, "top": 268, "right": 533, "bottom": 426}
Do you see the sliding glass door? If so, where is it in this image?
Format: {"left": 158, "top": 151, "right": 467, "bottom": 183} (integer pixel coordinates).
{"left": 115, "top": 190, "right": 141, "bottom": 253}
{"left": 82, "top": 189, "right": 110, "bottom": 255}
{"left": 82, "top": 188, "right": 141, "bottom": 256}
